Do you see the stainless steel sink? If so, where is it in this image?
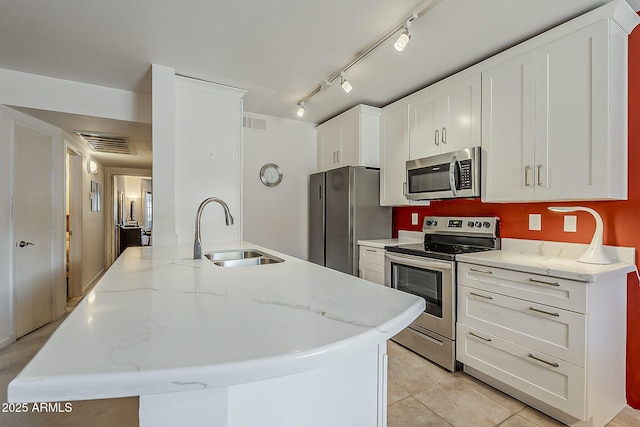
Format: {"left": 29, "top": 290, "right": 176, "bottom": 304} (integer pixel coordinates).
{"left": 205, "top": 249, "right": 263, "bottom": 261}
{"left": 204, "top": 249, "right": 284, "bottom": 267}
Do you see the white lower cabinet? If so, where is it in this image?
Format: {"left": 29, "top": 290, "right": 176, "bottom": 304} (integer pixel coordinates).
{"left": 458, "top": 323, "right": 586, "bottom": 418}
{"left": 358, "top": 245, "right": 386, "bottom": 285}
{"left": 457, "top": 262, "right": 627, "bottom": 427}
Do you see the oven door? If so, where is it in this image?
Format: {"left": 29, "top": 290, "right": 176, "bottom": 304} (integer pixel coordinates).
{"left": 385, "top": 252, "right": 455, "bottom": 339}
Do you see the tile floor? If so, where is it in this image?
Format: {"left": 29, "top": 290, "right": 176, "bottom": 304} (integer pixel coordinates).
{"left": 1, "top": 319, "right": 639, "bottom": 426}
{"left": 387, "top": 340, "right": 640, "bottom": 427}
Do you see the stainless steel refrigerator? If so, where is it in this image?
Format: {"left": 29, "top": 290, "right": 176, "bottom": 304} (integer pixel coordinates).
{"left": 308, "top": 166, "right": 392, "bottom": 276}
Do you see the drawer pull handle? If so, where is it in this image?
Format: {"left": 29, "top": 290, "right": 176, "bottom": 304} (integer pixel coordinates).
{"left": 470, "top": 268, "right": 493, "bottom": 275}
{"left": 528, "top": 306, "right": 560, "bottom": 317}
{"left": 528, "top": 278, "right": 560, "bottom": 287}
{"left": 469, "top": 332, "right": 492, "bottom": 342}
{"left": 528, "top": 353, "right": 559, "bottom": 368}
{"left": 470, "top": 292, "right": 493, "bottom": 300}
{"left": 365, "top": 249, "right": 378, "bottom": 253}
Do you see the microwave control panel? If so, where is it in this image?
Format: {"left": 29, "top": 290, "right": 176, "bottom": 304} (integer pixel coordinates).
{"left": 459, "top": 159, "right": 472, "bottom": 189}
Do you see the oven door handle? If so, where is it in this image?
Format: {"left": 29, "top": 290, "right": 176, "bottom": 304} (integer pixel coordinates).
{"left": 385, "top": 253, "right": 452, "bottom": 271}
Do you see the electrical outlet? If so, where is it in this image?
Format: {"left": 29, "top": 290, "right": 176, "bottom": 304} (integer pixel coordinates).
{"left": 529, "top": 214, "right": 542, "bottom": 231}
{"left": 411, "top": 213, "right": 419, "bottom": 225}
{"left": 564, "top": 215, "right": 577, "bottom": 232}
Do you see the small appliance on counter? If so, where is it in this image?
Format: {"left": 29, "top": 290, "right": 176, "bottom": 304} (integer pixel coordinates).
{"left": 385, "top": 216, "right": 499, "bottom": 371}
{"left": 308, "top": 166, "right": 392, "bottom": 276}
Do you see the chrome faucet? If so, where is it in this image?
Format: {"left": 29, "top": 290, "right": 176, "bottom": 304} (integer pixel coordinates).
{"left": 193, "top": 197, "right": 234, "bottom": 259}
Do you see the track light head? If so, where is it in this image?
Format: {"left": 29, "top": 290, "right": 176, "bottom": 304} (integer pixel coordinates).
{"left": 296, "top": 102, "right": 305, "bottom": 117}
{"left": 394, "top": 29, "right": 411, "bottom": 51}
{"left": 340, "top": 72, "right": 352, "bottom": 93}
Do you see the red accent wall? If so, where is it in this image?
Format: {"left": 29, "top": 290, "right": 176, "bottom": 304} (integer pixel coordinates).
{"left": 393, "top": 19, "right": 640, "bottom": 407}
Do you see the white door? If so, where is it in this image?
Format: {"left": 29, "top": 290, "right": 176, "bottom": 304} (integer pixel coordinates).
{"left": 534, "top": 21, "right": 609, "bottom": 200}
{"left": 380, "top": 103, "right": 409, "bottom": 206}
{"left": 482, "top": 51, "right": 535, "bottom": 202}
{"left": 66, "top": 150, "right": 83, "bottom": 298}
{"left": 409, "top": 90, "right": 438, "bottom": 160}
{"left": 441, "top": 74, "right": 482, "bottom": 152}
{"left": 14, "top": 125, "right": 53, "bottom": 338}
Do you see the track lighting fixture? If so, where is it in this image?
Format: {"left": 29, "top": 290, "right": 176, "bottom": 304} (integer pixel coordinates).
{"left": 294, "top": 8, "right": 426, "bottom": 118}
{"left": 394, "top": 21, "right": 412, "bottom": 52}
{"left": 296, "top": 102, "right": 306, "bottom": 117}
{"left": 340, "top": 72, "right": 352, "bottom": 93}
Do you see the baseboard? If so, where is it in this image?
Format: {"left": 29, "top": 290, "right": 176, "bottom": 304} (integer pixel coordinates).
{"left": 81, "top": 269, "right": 105, "bottom": 295}
{"left": 0, "top": 335, "right": 15, "bottom": 351}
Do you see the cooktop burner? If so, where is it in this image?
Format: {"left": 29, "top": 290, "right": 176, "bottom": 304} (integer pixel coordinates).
{"left": 386, "top": 216, "right": 500, "bottom": 261}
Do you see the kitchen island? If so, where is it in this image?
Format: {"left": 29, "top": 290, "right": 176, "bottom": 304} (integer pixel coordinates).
{"left": 8, "top": 243, "right": 424, "bottom": 427}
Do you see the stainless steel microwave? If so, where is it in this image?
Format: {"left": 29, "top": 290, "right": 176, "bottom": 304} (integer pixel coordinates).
{"left": 405, "top": 147, "right": 480, "bottom": 200}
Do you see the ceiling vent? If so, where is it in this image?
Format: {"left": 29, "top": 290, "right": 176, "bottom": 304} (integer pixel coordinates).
{"left": 74, "top": 131, "right": 137, "bottom": 155}
{"left": 243, "top": 116, "right": 267, "bottom": 132}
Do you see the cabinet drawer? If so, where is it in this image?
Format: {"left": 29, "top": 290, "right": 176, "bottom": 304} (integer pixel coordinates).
{"left": 359, "top": 246, "right": 385, "bottom": 265}
{"left": 457, "top": 324, "right": 586, "bottom": 420}
{"left": 458, "top": 262, "right": 587, "bottom": 313}
{"left": 458, "top": 285, "right": 586, "bottom": 366}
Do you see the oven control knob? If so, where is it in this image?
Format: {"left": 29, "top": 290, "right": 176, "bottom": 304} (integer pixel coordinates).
{"left": 475, "top": 221, "right": 482, "bottom": 228}
{"left": 432, "top": 220, "right": 437, "bottom": 226}
{"left": 467, "top": 221, "right": 474, "bottom": 227}
{"left": 483, "top": 221, "right": 491, "bottom": 228}
{"left": 425, "top": 220, "right": 432, "bottom": 226}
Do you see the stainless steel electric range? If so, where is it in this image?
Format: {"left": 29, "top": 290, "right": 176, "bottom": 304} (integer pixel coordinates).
{"left": 385, "top": 216, "right": 500, "bottom": 371}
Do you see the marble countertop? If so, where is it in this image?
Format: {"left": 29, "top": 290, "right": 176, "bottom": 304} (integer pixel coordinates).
{"left": 457, "top": 238, "right": 636, "bottom": 282}
{"left": 358, "top": 230, "right": 423, "bottom": 248}
{"left": 8, "top": 242, "right": 424, "bottom": 403}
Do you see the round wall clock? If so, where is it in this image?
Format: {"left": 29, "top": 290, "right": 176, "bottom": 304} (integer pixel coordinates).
{"left": 259, "top": 163, "right": 283, "bottom": 187}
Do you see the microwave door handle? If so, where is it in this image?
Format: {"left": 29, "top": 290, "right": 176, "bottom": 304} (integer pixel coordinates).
{"left": 449, "top": 155, "right": 458, "bottom": 197}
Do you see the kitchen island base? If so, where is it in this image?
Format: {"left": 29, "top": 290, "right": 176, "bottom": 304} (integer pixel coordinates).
{"left": 139, "top": 343, "right": 387, "bottom": 427}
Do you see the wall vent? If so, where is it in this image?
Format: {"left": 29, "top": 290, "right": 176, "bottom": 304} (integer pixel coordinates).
{"left": 74, "top": 131, "right": 137, "bottom": 155}
{"left": 243, "top": 116, "right": 267, "bottom": 132}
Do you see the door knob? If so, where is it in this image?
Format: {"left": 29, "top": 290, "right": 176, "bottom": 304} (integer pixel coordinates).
{"left": 18, "top": 241, "right": 35, "bottom": 247}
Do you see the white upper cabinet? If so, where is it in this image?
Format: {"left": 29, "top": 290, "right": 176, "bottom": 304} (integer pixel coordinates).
{"left": 380, "top": 102, "right": 410, "bottom": 206}
{"left": 409, "top": 74, "right": 481, "bottom": 160}
{"left": 316, "top": 105, "right": 380, "bottom": 172}
{"left": 482, "top": 52, "right": 536, "bottom": 201}
{"left": 534, "top": 21, "right": 620, "bottom": 201}
{"left": 483, "top": 11, "right": 634, "bottom": 202}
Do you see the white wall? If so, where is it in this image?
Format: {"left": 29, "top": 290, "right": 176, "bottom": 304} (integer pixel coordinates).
{"left": 64, "top": 133, "right": 107, "bottom": 295}
{"left": 153, "top": 69, "right": 246, "bottom": 248}
{"left": 242, "top": 114, "right": 317, "bottom": 259}
{"left": 151, "top": 64, "right": 177, "bottom": 246}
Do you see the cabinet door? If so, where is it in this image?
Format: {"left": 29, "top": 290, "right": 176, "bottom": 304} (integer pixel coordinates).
{"left": 318, "top": 125, "right": 340, "bottom": 171}
{"left": 339, "top": 117, "right": 360, "bottom": 167}
{"left": 409, "top": 91, "right": 439, "bottom": 159}
{"left": 380, "top": 103, "right": 410, "bottom": 206}
{"left": 534, "top": 21, "right": 609, "bottom": 200}
{"left": 440, "top": 74, "right": 482, "bottom": 152}
{"left": 482, "top": 52, "right": 535, "bottom": 202}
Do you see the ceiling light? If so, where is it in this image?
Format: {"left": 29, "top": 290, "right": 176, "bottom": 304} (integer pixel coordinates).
{"left": 296, "top": 102, "right": 306, "bottom": 117}
{"left": 294, "top": 9, "right": 424, "bottom": 118}
{"left": 394, "top": 28, "right": 411, "bottom": 51}
{"left": 340, "top": 72, "right": 352, "bottom": 93}
{"left": 87, "top": 159, "right": 98, "bottom": 175}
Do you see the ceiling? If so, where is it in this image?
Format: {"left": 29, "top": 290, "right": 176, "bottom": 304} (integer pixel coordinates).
{"left": 1, "top": 0, "right": 639, "bottom": 168}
